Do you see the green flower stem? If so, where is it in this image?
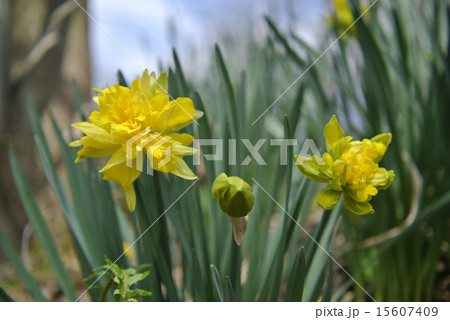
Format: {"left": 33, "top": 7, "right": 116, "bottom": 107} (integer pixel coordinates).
{"left": 99, "top": 278, "right": 114, "bottom": 302}
{"left": 230, "top": 236, "right": 241, "bottom": 296}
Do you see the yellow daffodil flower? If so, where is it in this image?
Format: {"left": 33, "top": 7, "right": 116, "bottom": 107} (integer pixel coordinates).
{"left": 327, "top": 0, "right": 367, "bottom": 38}
{"left": 70, "top": 70, "right": 203, "bottom": 211}
{"left": 295, "top": 115, "right": 394, "bottom": 215}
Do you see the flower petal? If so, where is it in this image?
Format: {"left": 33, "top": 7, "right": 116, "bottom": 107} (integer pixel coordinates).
{"left": 141, "top": 70, "right": 168, "bottom": 99}
{"left": 74, "top": 146, "right": 117, "bottom": 163}
{"left": 367, "top": 168, "right": 395, "bottom": 189}
{"left": 100, "top": 148, "right": 126, "bottom": 173}
{"left": 126, "top": 186, "right": 136, "bottom": 211}
{"left": 324, "top": 115, "right": 345, "bottom": 153}
{"left": 370, "top": 133, "right": 392, "bottom": 162}
{"left": 101, "top": 161, "right": 141, "bottom": 192}
{"left": 317, "top": 187, "right": 342, "bottom": 210}
{"left": 170, "top": 157, "right": 197, "bottom": 180}
{"left": 343, "top": 191, "right": 374, "bottom": 215}
{"left": 294, "top": 155, "right": 333, "bottom": 182}
{"left": 165, "top": 98, "right": 198, "bottom": 133}
{"left": 72, "top": 122, "right": 114, "bottom": 144}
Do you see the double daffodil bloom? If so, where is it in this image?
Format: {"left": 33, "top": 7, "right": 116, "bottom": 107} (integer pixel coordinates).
{"left": 70, "top": 70, "right": 203, "bottom": 211}
{"left": 295, "top": 115, "right": 394, "bottom": 215}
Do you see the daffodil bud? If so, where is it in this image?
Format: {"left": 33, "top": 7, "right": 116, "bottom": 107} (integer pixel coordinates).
{"left": 212, "top": 173, "right": 254, "bottom": 217}
{"left": 211, "top": 173, "right": 255, "bottom": 245}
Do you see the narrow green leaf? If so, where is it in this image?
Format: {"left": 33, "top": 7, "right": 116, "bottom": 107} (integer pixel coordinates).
{"left": 215, "top": 44, "right": 240, "bottom": 139}
{"left": 284, "top": 115, "right": 294, "bottom": 212}
{"left": 172, "top": 48, "right": 189, "bottom": 96}
{"left": 191, "top": 249, "right": 206, "bottom": 302}
{"left": 284, "top": 247, "right": 306, "bottom": 302}
{"left": 72, "top": 79, "right": 86, "bottom": 121}
{"left": 210, "top": 265, "right": 224, "bottom": 302}
{"left": 9, "top": 147, "right": 77, "bottom": 301}
{"left": 117, "top": 70, "right": 128, "bottom": 87}
{"left": 0, "top": 227, "right": 47, "bottom": 301}
{"left": 224, "top": 276, "right": 235, "bottom": 302}
{"left": 322, "top": 257, "right": 334, "bottom": 302}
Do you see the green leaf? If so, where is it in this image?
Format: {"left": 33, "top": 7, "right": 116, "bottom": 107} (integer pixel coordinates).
{"left": 117, "top": 70, "right": 128, "bottom": 87}
{"left": 224, "top": 276, "right": 235, "bottom": 302}
{"left": 0, "top": 227, "right": 47, "bottom": 301}
{"left": 284, "top": 247, "right": 306, "bottom": 302}
{"left": 322, "top": 257, "right": 334, "bottom": 302}
{"left": 9, "top": 147, "right": 77, "bottom": 301}
{"left": 215, "top": 44, "right": 240, "bottom": 139}
{"left": 210, "top": 265, "right": 224, "bottom": 302}
{"left": 172, "top": 48, "right": 189, "bottom": 96}
{"left": 191, "top": 249, "right": 206, "bottom": 301}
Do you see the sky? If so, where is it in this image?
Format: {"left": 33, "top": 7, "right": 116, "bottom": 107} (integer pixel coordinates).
{"left": 88, "top": 0, "right": 329, "bottom": 88}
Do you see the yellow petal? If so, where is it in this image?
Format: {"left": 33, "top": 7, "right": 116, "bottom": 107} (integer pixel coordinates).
{"left": 75, "top": 145, "right": 117, "bottom": 161}
{"left": 71, "top": 136, "right": 118, "bottom": 150}
{"left": 324, "top": 115, "right": 345, "bottom": 153}
{"left": 370, "top": 133, "right": 392, "bottom": 162}
{"left": 101, "top": 161, "right": 141, "bottom": 192}
{"left": 294, "top": 155, "right": 333, "bottom": 182}
{"left": 169, "top": 133, "right": 195, "bottom": 146}
{"left": 171, "top": 144, "right": 197, "bottom": 156}
{"left": 367, "top": 168, "right": 395, "bottom": 189}
{"left": 72, "top": 122, "right": 113, "bottom": 144}
{"left": 343, "top": 191, "right": 374, "bottom": 215}
{"left": 99, "top": 148, "right": 126, "bottom": 173}
{"left": 158, "top": 98, "right": 197, "bottom": 133}
{"left": 332, "top": 136, "right": 353, "bottom": 159}
{"left": 317, "top": 187, "right": 342, "bottom": 210}
{"left": 354, "top": 184, "right": 378, "bottom": 202}
{"left": 170, "top": 157, "right": 197, "bottom": 180}
{"left": 126, "top": 186, "right": 136, "bottom": 212}
{"left": 141, "top": 70, "right": 168, "bottom": 99}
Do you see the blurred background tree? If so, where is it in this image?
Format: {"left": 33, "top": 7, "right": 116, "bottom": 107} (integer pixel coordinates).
{"left": 0, "top": 0, "right": 90, "bottom": 248}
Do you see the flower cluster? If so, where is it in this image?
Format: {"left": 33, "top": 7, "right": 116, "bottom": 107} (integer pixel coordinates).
{"left": 295, "top": 115, "right": 394, "bottom": 215}
{"left": 70, "top": 70, "right": 203, "bottom": 211}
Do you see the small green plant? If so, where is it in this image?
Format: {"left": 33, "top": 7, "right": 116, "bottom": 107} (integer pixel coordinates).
{"left": 85, "top": 256, "right": 151, "bottom": 302}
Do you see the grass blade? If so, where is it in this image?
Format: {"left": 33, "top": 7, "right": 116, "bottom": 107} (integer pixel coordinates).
{"left": 9, "top": 147, "right": 77, "bottom": 301}
{"left": 322, "top": 257, "right": 334, "bottom": 302}
{"left": 210, "top": 264, "right": 224, "bottom": 302}
{"left": 283, "top": 246, "right": 306, "bottom": 302}
{"left": 0, "top": 227, "right": 47, "bottom": 301}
